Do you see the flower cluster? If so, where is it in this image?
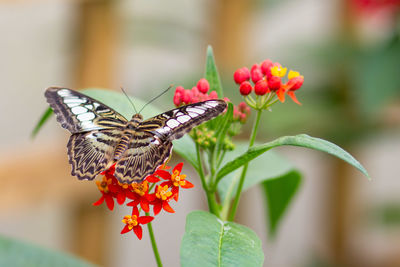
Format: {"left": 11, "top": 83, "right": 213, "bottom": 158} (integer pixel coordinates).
{"left": 234, "top": 59, "right": 304, "bottom": 108}
{"left": 173, "top": 78, "right": 218, "bottom": 107}
{"left": 173, "top": 78, "right": 251, "bottom": 151}
{"left": 93, "top": 163, "right": 193, "bottom": 239}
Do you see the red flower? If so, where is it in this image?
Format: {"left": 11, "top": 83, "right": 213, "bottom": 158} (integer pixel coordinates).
{"left": 126, "top": 181, "right": 151, "bottom": 212}
{"left": 121, "top": 206, "right": 154, "bottom": 240}
{"left": 157, "top": 162, "right": 194, "bottom": 201}
{"left": 147, "top": 185, "right": 175, "bottom": 215}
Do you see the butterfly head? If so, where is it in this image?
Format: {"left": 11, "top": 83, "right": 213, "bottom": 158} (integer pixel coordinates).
{"left": 127, "top": 113, "right": 143, "bottom": 129}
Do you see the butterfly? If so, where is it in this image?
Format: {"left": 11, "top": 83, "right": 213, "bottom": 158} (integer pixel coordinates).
{"left": 45, "top": 87, "right": 227, "bottom": 184}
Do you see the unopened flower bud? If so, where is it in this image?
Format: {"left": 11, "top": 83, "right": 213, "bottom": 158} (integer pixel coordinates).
{"left": 260, "top": 59, "right": 273, "bottom": 75}
{"left": 197, "top": 78, "right": 210, "bottom": 93}
{"left": 268, "top": 76, "right": 281, "bottom": 91}
{"left": 251, "top": 64, "right": 263, "bottom": 83}
{"left": 209, "top": 91, "right": 218, "bottom": 99}
{"left": 233, "top": 67, "right": 250, "bottom": 84}
{"left": 254, "top": 79, "right": 269, "bottom": 95}
{"left": 239, "top": 81, "right": 252, "bottom": 96}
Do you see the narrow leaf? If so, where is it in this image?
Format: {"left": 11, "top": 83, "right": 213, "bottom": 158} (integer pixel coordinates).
{"left": 181, "top": 211, "right": 264, "bottom": 267}
{"left": 216, "top": 134, "right": 369, "bottom": 181}
{"left": 262, "top": 171, "right": 302, "bottom": 237}
{"left": 214, "top": 103, "right": 233, "bottom": 159}
{"left": 205, "top": 45, "right": 223, "bottom": 98}
{"left": 31, "top": 107, "right": 53, "bottom": 138}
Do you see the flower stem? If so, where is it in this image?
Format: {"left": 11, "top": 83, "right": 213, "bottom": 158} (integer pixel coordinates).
{"left": 228, "top": 109, "right": 263, "bottom": 221}
{"left": 196, "top": 143, "right": 220, "bottom": 216}
{"left": 146, "top": 214, "right": 163, "bottom": 267}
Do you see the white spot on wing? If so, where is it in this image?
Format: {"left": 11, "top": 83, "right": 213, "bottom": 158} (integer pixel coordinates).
{"left": 57, "top": 89, "right": 71, "bottom": 96}
{"left": 85, "top": 104, "right": 93, "bottom": 109}
{"left": 177, "top": 115, "right": 191, "bottom": 123}
{"left": 71, "top": 106, "right": 88, "bottom": 115}
{"left": 205, "top": 100, "right": 219, "bottom": 107}
{"left": 188, "top": 112, "right": 199, "bottom": 118}
{"left": 166, "top": 119, "right": 180, "bottom": 128}
{"left": 63, "top": 98, "right": 86, "bottom": 104}
{"left": 66, "top": 102, "right": 80, "bottom": 108}
{"left": 77, "top": 112, "right": 95, "bottom": 121}
{"left": 187, "top": 107, "right": 205, "bottom": 114}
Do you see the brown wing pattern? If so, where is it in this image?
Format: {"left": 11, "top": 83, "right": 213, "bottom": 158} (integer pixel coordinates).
{"left": 45, "top": 87, "right": 128, "bottom": 133}
{"left": 67, "top": 129, "right": 122, "bottom": 180}
{"left": 114, "top": 132, "right": 173, "bottom": 183}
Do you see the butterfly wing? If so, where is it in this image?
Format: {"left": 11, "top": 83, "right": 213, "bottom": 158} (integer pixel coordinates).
{"left": 140, "top": 99, "right": 227, "bottom": 140}
{"left": 114, "top": 132, "right": 173, "bottom": 183}
{"left": 113, "top": 100, "right": 227, "bottom": 183}
{"left": 68, "top": 129, "right": 122, "bottom": 180}
{"left": 45, "top": 87, "right": 128, "bottom": 133}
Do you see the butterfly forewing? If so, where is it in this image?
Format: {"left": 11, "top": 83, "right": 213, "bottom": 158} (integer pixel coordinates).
{"left": 45, "top": 87, "right": 227, "bottom": 183}
{"left": 142, "top": 99, "right": 227, "bottom": 141}
{"left": 45, "top": 87, "right": 128, "bottom": 133}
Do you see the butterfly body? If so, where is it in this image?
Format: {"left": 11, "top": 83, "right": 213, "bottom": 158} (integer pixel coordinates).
{"left": 45, "top": 87, "right": 226, "bottom": 184}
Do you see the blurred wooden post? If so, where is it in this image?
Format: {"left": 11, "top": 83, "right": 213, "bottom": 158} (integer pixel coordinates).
{"left": 328, "top": 0, "right": 358, "bottom": 265}
{"left": 211, "top": 0, "right": 253, "bottom": 70}
{"left": 75, "top": 0, "right": 116, "bottom": 89}
{"left": 70, "top": 0, "right": 117, "bottom": 264}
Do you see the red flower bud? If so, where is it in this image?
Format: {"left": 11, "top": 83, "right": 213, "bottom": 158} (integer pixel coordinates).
{"left": 197, "top": 78, "right": 210, "bottom": 93}
{"left": 251, "top": 64, "right": 263, "bottom": 83}
{"left": 182, "top": 90, "right": 191, "bottom": 104}
{"left": 209, "top": 91, "right": 218, "bottom": 99}
{"left": 173, "top": 92, "right": 182, "bottom": 106}
{"left": 233, "top": 67, "right": 250, "bottom": 84}
{"left": 175, "top": 86, "right": 185, "bottom": 95}
{"left": 224, "top": 97, "right": 231, "bottom": 103}
{"left": 287, "top": 76, "right": 304, "bottom": 91}
{"left": 268, "top": 76, "right": 281, "bottom": 91}
{"left": 254, "top": 79, "right": 269, "bottom": 95}
{"left": 260, "top": 59, "right": 273, "bottom": 75}
{"left": 239, "top": 81, "right": 253, "bottom": 96}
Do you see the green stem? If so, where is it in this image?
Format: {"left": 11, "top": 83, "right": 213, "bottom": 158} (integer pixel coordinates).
{"left": 146, "top": 214, "right": 163, "bottom": 267}
{"left": 228, "top": 109, "right": 263, "bottom": 221}
{"left": 196, "top": 143, "right": 220, "bottom": 215}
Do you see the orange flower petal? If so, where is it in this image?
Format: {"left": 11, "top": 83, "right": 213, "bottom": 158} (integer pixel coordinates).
{"left": 287, "top": 91, "right": 302, "bottom": 105}
{"left": 276, "top": 88, "right": 286, "bottom": 102}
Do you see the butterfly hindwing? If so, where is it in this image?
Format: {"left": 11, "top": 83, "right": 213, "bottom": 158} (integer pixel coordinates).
{"left": 67, "top": 129, "right": 122, "bottom": 180}
{"left": 141, "top": 99, "right": 227, "bottom": 141}
{"left": 114, "top": 131, "right": 173, "bottom": 183}
{"left": 45, "top": 87, "right": 128, "bottom": 133}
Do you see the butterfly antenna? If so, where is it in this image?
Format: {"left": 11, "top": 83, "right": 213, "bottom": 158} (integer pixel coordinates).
{"left": 120, "top": 87, "right": 138, "bottom": 114}
{"left": 138, "top": 84, "right": 173, "bottom": 114}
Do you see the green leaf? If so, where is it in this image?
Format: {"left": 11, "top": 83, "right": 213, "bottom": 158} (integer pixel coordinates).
{"left": 262, "top": 171, "right": 302, "bottom": 237}
{"left": 216, "top": 134, "right": 370, "bottom": 182}
{"left": 205, "top": 45, "right": 223, "bottom": 98}
{"left": 180, "top": 211, "right": 264, "bottom": 267}
{"left": 214, "top": 102, "right": 233, "bottom": 158}
{"left": 0, "top": 235, "right": 96, "bottom": 267}
{"left": 173, "top": 135, "right": 199, "bottom": 172}
{"left": 217, "top": 143, "right": 297, "bottom": 202}
{"left": 31, "top": 107, "right": 53, "bottom": 138}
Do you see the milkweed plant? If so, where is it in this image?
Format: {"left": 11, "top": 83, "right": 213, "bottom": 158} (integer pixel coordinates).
{"left": 34, "top": 46, "right": 369, "bottom": 267}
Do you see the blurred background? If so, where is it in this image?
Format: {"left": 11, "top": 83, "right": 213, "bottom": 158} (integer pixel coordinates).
{"left": 0, "top": 0, "right": 399, "bottom": 266}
